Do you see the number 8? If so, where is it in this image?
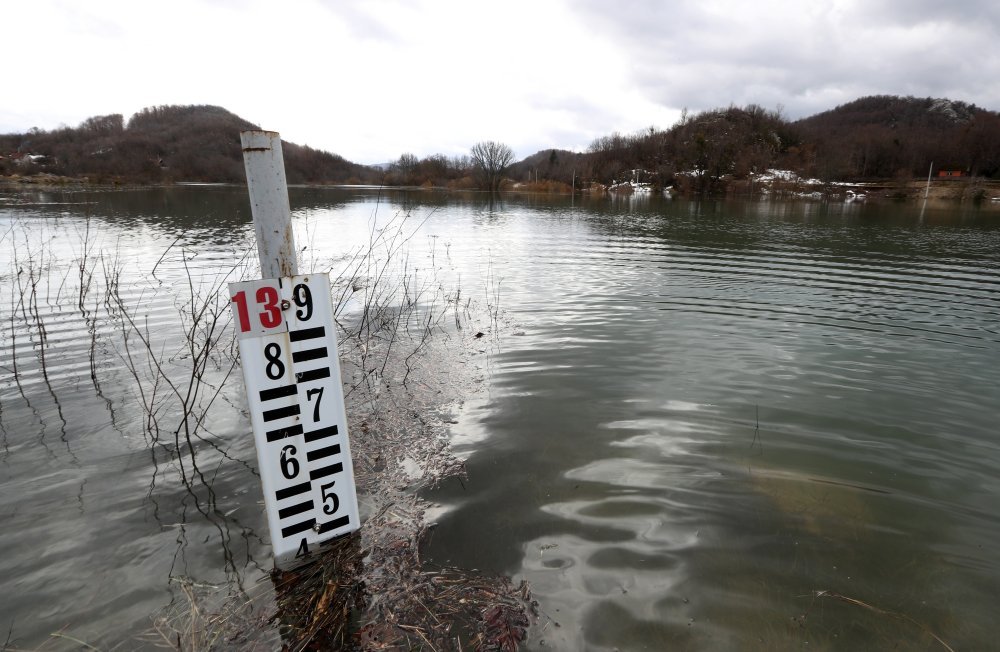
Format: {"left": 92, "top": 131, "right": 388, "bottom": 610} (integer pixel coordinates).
{"left": 264, "top": 343, "right": 285, "bottom": 380}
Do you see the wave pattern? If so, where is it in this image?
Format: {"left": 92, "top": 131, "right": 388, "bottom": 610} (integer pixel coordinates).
{"left": 421, "top": 198, "right": 1000, "bottom": 650}
{"left": 3, "top": 189, "right": 1000, "bottom": 649}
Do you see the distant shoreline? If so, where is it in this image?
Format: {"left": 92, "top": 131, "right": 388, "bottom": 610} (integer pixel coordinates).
{"left": 4, "top": 173, "right": 1000, "bottom": 205}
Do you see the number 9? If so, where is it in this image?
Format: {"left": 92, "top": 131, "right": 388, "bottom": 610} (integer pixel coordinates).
{"left": 293, "top": 283, "right": 313, "bottom": 321}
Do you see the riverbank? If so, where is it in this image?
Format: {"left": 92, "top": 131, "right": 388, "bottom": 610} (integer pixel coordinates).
{"left": 729, "top": 174, "right": 1000, "bottom": 203}
{"left": 7, "top": 172, "right": 1000, "bottom": 206}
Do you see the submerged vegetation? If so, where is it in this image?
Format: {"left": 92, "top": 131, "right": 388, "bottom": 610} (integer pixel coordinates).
{"left": 0, "top": 200, "right": 531, "bottom": 650}
{"left": 3, "top": 181, "right": 991, "bottom": 649}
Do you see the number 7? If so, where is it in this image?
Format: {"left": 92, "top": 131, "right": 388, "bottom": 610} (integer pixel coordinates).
{"left": 306, "top": 387, "right": 324, "bottom": 422}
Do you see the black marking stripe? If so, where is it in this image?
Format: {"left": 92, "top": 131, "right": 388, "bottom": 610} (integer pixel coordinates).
{"left": 263, "top": 404, "right": 300, "bottom": 422}
{"left": 281, "top": 518, "right": 315, "bottom": 538}
{"left": 279, "top": 500, "right": 314, "bottom": 520}
{"left": 275, "top": 482, "right": 311, "bottom": 501}
{"left": 266, "top": 423, "right": 303, "bottom": 443}
{"left": 296, "top": 367, "right": 331, "bottom": 383}
{"left": 290, "top": 326, "right": 326, "bottom": 342}
{"left": 259, "top": 384, "right": 297, "bottom": 402}
{"left": 317, "top": 515, "right": 351, "bottom": 533}
{"left": 304, "top": 424, "right": 339, "bottom": 443}
{"left": 310, "top": 462, "right": 343, "bottom": 481}
{"left": 293, "top": 347, "right": 328, "bottom": 363}
{"left": 307, "top": 444, "right": 341, "bottom": 462}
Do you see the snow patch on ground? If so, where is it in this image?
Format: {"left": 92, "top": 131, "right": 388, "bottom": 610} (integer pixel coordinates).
{"left": 753, "top": 169, "right": 824, "bottom": 185}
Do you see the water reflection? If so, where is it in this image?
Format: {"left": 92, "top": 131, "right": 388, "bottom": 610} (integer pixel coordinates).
{"left": 2, "top": 186, "right": 1000, "bottom": 649}
{"left": 419, "top": 192, "right": 1000, "bottom": 649}
{"left": 0, "top": 199, "right": 269, "bottom": 646}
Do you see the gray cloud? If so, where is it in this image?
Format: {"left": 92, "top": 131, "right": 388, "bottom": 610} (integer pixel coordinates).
{"left": 571, "top": 0, "right": 1000, "bottom": 120}
{"left": 865, "top": 0, "right": 1000, "bottom": 28}
{"left": 6, "top": 0, "right": 998, "bottom": 162}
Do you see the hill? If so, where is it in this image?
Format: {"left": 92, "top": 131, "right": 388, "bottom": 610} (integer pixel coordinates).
{"left": 505, "top": 104, "right": 799, "bottom": 192}
{"left": 508, "top": 149, "right": 583, "bottom": 182}
{"left": 794, "top": 95, "right": 1000, "bottom": 179}
{"left": 504, "top": 95, "right": 1000, "bottom": 190}
{"left": 0, "top": 105, "right": 377, "bottom": 184}
{"left": 5, "top": 95, "right": 1000, "bottom": 191}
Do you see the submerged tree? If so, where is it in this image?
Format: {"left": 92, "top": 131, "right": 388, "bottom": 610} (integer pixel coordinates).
{"left": 471, "top": 140, "right": 514, "bottom": 192}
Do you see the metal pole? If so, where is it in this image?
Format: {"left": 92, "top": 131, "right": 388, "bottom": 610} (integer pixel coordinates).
{"left": 241, "top": 130, "right": 298, "bottom": 278}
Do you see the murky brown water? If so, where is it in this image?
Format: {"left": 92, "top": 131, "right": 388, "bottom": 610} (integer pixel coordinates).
{"left": 2, "top": 186, "right": 999, "bottom": 650}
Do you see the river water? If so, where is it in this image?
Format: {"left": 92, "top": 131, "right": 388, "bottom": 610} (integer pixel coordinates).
{"left": 1, "top": 186, "right": 999, "bottom": 650}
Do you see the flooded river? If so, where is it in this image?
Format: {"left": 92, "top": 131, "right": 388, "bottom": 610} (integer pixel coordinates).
{"left": 2, "top": 186, "right": 999, "bottom": 650}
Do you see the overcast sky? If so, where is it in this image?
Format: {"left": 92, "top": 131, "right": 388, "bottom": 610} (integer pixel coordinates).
{"left": 4, "top": 0, "right": 998, "bottom": 164}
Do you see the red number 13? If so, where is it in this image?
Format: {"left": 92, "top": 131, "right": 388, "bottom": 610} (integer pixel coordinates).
{"left": 232, "top": 285, "right": 283, "bottom": 332}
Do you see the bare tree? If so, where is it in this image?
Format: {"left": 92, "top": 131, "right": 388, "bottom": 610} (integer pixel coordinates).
{"left": 392, "top": 152, "right": 419, "bottom": 185}
{"left": 471, "top": 140, "right": 515, "bottom": 192}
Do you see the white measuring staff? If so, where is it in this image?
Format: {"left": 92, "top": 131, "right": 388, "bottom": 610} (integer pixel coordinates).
{"left": 229, "top": 273, "right": 359, "bottom": 563}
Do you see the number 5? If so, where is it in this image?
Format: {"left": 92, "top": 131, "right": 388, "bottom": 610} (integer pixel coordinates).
{"left": 321, "top": 481, "right": 340, "bottom": 515}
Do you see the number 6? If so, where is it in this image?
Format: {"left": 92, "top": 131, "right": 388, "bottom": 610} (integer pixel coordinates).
{"left": 280, "top": 445, "right": 299, "bottom": 479}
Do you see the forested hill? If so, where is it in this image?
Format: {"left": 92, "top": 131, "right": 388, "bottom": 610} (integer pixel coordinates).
{"left": 374, "top": 94, "right": 1000, "bottom": 195}
{"left": 0, "top": 105, "right": 377, "bottom": 184}
{"left": 513, "top": 95, "right": 1000, "bottom": 191}
{"left": 5, "top": 96, "right": 1000, "bottom": 189}
{"left": 794, "top": 95, "right": 1000, "bottom": 180}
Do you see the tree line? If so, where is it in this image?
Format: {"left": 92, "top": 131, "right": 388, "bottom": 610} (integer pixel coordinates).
{"left": 796, "top": 95, "right": 1000, "bottom": 180}
{"left": 0, "top": 105, "right": 375, "bottom": 184}
{"left": 0, "top": 104, "right": 514, "bottom": 191}
{"left": 5, "top": 96, "right": 999, "bottom": 191}
{"left": 537, "top": 97, "right": 1000, "bottom": 191}
{"left": 383, "top": 96, "right": 1000, "bottom": 194}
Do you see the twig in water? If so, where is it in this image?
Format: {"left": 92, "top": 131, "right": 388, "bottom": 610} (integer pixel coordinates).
{"left": 48, "top": 631, "right": 102, "bottom": 651}
{"left": 151, "top": 235, "right": 183, "bottom": 283}
{"left": 811, "top": 590, "right": 955, "bottom": 652}
{"left": 747, "top": 404, "right": 762, "bottom": 475}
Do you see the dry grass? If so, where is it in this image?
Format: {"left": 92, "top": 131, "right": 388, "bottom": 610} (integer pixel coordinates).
{"left": 808, "top": 591, "right": 955, "bottom": 652}
{"left": 132, "top": 206, "right": 531, "bottom": 651}
{"left": 0, "top": 201, "right": 529, "bottom": 651}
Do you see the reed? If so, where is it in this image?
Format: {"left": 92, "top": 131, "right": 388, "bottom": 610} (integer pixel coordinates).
{"left": 1, "top": 202, "right": 529, "bottom": 651}
{"left": 809, "top": 590, "right": 955, "bottom": 652}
